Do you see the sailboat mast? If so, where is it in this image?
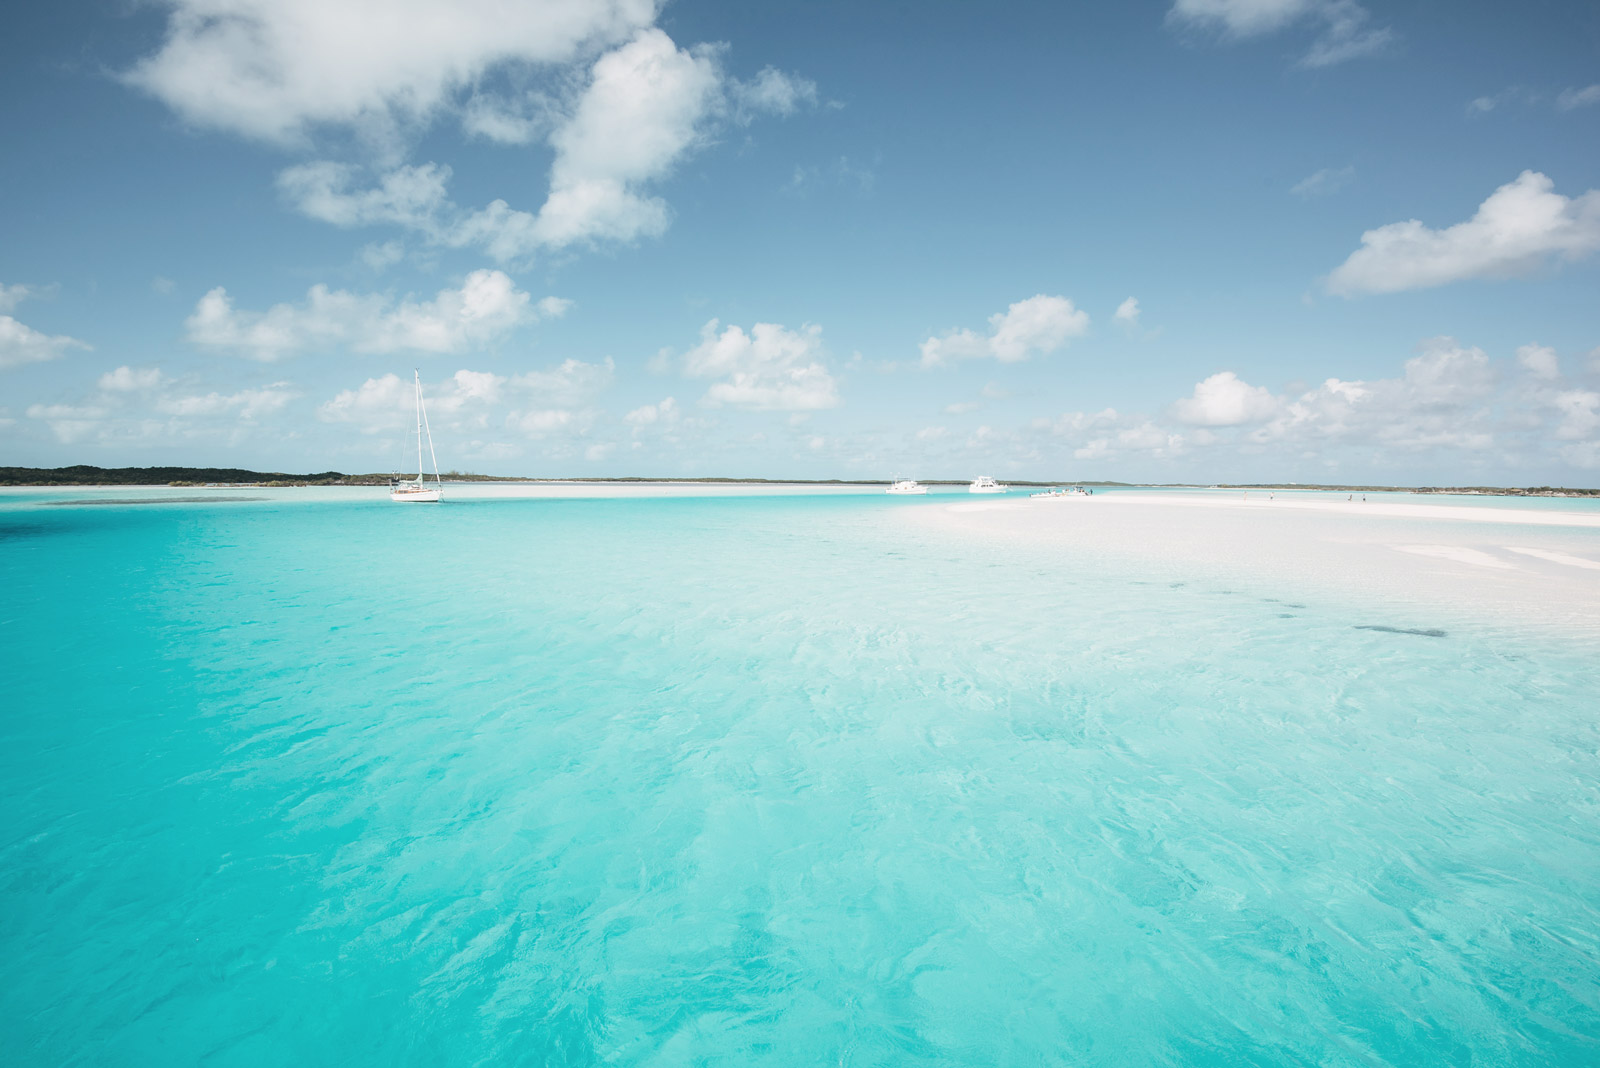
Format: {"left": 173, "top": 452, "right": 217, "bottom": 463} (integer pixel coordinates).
{"left": 414, "top": 370, "right": 424, "bottom": 480}
{"left": 420, "top": 376, "right": 440, "bottom": 487}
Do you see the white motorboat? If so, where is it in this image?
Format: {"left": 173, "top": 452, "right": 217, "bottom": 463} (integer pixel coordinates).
{"left": 968, "top": 476, "right": 1007, "bottom": 494}
{"left": 391, "top": 370, "right": 443, "bottom": 503}
{"left": 886, "top": 478, "right": 928, "bottom": 495}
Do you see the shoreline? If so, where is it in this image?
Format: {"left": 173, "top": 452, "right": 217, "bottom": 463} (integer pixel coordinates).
{"left": 2, "top": 466, "right": 1595, "bottom": 496}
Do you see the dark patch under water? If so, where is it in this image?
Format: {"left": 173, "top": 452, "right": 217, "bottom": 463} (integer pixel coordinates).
{"left": 40, "top": 496, "right": 267, "bottom": 506}
{"left": 1355, "top": 624, "right": 1448, "bottom": 638}
{"left": 0, "top": 522, "right": 57, "bottom": 541}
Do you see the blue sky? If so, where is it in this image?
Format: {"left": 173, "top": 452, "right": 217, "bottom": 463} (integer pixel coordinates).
{"left": 2, "top": 0, "right": 1598, "bottom": 483}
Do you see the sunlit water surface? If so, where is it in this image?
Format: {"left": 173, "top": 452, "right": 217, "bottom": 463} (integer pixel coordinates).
{"left": 2, "top": 491, "right": 1597, "bottom": 1065}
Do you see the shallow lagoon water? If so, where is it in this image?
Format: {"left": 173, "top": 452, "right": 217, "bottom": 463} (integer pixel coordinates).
{"left": 2, "top": 490, "right": 1598, "bottom": 1065}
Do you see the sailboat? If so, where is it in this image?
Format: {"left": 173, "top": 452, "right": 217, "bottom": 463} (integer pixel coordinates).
{"left": 390, "top": 370, "right": 443, "bottom": 503}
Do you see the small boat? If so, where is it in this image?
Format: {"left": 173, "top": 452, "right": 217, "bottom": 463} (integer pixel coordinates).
{"left": 886, "top": 478, "right": 928, "bottom": 495}
{"left": 968, "top": 476, "right": 1007, "bottom": 494}
{"left": 390, "top": 370, "right": 443, "bottom": 503}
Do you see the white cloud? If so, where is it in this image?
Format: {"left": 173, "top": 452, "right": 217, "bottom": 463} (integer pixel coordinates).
{"left": 24, "top": 366, "right": 298, "bottom": 445}
{"left": 729, "top": 67, "right": 818, "bottom": 122}
{"left": 0, "top": 283, "right": 35, "bottom": 314}
{"left": 1467, "top": 87, "right": 1540, "bottom": 115}
{"left": 1113, "top": 297, "right": 1141, "bottom": 325}
{"left": 920, "top": 295, "right": 1089, "bottom": 367}
{"left": 1168, "top": 0, "right": 1391, "bottom": 68}
{"left": 1551, "top": 390, "right": 1600, "bottom": 442}
{"left": 1515, "top": 343, "right": 1560, "bottom": 381}
{"left": 98, "top": 366, "right": 167, "bottom": 392}
{"left": 1252, "top": 338, "right": 1498, "bottom": 451}
{"left": 0, "top": 315, "right": 91, "bottom": 370}
{"left": 1291, "top": 166, "right": 1353, "bottom": 198}
{"left": 157, "top": 385, "right": 296, "bottom": 420}
{"left": 520, "top": 29, "right": 721, "bottom": 249}
{"left": 186, "top": 269, "right": 550, "bottom": 360}
{"left": 460, "top": 90, "right": 562, "bottom": 145}
{"left": 278, "top": 161, "right": 450, "bottom": 228}
{"left": 25, "top": 403, "right": 109, "bottom": 444}
{"left": 625, "top": 396, "right": 678, "bottom": 428}
{"left": 124, "top": 0, "right": 658, "bottom": 146}
{"left": 271, "top": 28, "right": 814, "bottom": 260}
{"left": 1171, "top": 371, "right": 1280, "bottom": 426}
{"left": 682, "top": 319, "right": 840, "bottom": 411}
{"left": 1557, "top": 85, "right": 1600, "bottom": 111}
{"left": 511, "top": 357, "right": 615, "bottom": 407}
{"left": 1327, "top": 171, "right": 1600, "bottom": 296}
{"left": 319, "top": 360, "right": 613, "bottom": 443}
{"left": 360, "top": 240, "right": 406, "bottom": 271}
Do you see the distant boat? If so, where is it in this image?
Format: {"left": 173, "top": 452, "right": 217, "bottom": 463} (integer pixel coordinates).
{"left": 390, "top": 370, "right": 443, "bottom": 503}
{"left": 968, "top": 476, "right": 1007, "bottom": 494}
{"left": 1031, "top": 486, "right": 1090, "bottom": 499}
{"left": 886, "top": 478, "right": 928, "bottom": 495}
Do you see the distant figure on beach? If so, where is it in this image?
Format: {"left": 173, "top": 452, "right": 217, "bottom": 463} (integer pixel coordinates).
{"left": 1348, "top": 494, "right": 1353, "bottom": 501}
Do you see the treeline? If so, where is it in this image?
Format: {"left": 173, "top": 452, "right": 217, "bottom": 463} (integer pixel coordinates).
{"left": 0, "top": 465, "right": 382, "bottom": 486}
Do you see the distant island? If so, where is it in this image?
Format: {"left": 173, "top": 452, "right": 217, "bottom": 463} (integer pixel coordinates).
{"left": 1, "top": 466, "right": 1595, "bottom": 497}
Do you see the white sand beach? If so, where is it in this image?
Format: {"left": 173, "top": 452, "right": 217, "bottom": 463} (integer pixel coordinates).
{"left": 901, "top": 491, "right": 1600, "bottom": 637}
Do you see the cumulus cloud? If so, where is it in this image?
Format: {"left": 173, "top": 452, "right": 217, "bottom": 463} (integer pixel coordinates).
{"left": 98, "top": 366, "right": 167, "bottom": 392}
{"left": 157, "top": 386, "right": 296, "bottom": 420}
{"left": 319, "top": 359, "right": 613, "bottom": 445}
{"left": 278, "top": 161, "right": 451, "bottom": 229}
{"left": 625, "top": 396, "right": 678, "bottom": 428}
{"left": 527, "top": 29, "right": 720, "bottom": 248}
{"left": 1168, "top": 0, "right": 1391, "bottom": 68}
{"left": 25, "top": 367, "right": 296, "bottom": 444}
{"left": 682, "top": 319, "right": 839, "bottom": 410}
{"left": 1550, "top": 389, "right": 1600, "bottom": 442}
{"left": 1, "top": 315, "right": 91, "bottom": 370}
{"left": 1515, "top": 343, "right": 1560, "bottom": 381}
{"left": 0, "top": 283, "right": 35, "bottom": 314}
{"left": 1, "top": 282, "right": 91, "bottom": 370}
{"left": 1113, "top": 297, "right": 1141, "bottom": 325}
{"left": 1171, "top": 371, "right": 1280, "bottom": 426}
{"left": 123, "top": 0, "right": 658, "bottom": 145}
{"left": 511, "top": 356, "right": 615, "bottom": 407}
{"left": 729, "top": 67, "right": 818, "bottom": 122}
{"left": 920, "top": 295, "right": 1089, "bottom": 367}
{"left": 186, "top": 269, "right": 550, "bottom": 360}
{"left": 1252, "top": 338, "right": 1498, "bottom": 451}
{"left": 1327, "top": 171, "right": 1600, "bottom": 296}
{"left": 1291, "top": 166, "right": 1354, "bottom": 198}
{"left": 271, "top": 29, "right": 815, "bottom": 259}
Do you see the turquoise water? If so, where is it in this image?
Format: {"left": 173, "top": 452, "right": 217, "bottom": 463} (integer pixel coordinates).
{"left": 3, "top": 492, "right": 1598, "bottom": 1065}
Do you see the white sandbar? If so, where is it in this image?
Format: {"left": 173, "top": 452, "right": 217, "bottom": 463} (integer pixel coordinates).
{"left": 897, "top": 491, "right": 1600, "bottom": 638}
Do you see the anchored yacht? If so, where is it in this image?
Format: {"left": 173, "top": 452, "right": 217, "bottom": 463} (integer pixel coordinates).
{"left": 968, "top": 476, "right": 1007, "bottom": 494}
{"left": 886, "top": 478, "right": 929, "bottom": 495}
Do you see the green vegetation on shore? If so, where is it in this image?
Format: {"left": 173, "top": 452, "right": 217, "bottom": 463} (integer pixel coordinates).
{"left": 2, "top": 466, "right": 1594, "bottom": 496}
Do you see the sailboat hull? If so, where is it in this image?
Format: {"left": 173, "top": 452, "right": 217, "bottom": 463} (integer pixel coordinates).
{"left": 390, "top": 486, "right": 442, "bottom": 502}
